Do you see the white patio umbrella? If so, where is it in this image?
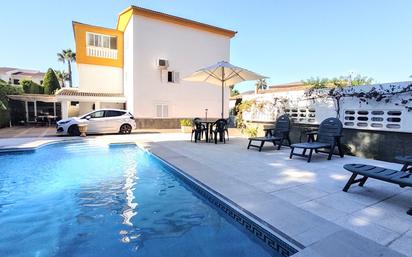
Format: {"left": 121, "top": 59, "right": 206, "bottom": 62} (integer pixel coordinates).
{"left": 184, "top": 61, "right": 267, "bottom": 118}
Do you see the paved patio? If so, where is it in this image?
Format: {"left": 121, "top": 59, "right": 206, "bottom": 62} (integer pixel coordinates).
{"left": 0, "top": 133, "right": 411, "bottom": 256}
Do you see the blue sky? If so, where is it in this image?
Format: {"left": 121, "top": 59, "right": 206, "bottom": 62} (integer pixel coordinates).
{"left": 1, "top": 0, "right": 411, "bottom": 92}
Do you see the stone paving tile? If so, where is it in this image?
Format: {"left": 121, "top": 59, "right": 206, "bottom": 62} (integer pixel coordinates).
{"left": 293, "top": 222, "right": 343, "bottom": 246}
{"left": 304, "top": 230, "right": 405, "bottom": 257}
{"left": 350, "top": 206, "right": 412, "bottom": 234}
{"left": 334, "top": 215, "right": 400, "bottom": 246}
{"left": 388, "top": 235, "right": 412, "bottom": 257}
{"left": 273, "top": 184, "right": 330, "bottom": 205}
{"left": 299, "top": 200, "right": 348, "bottom": 222}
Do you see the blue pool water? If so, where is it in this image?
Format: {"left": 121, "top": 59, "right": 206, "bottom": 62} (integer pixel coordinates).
{"left": 0, "top": 142, "right": 276, "bottom": 257}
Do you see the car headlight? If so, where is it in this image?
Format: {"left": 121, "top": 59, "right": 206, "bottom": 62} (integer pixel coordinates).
{"left": 58, "top": 120, "right": 70, "bottom": 125}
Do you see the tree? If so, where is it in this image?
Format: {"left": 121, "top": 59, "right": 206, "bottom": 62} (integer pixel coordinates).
{"left": 229, "top": 85, "right": 240, "bottom": 97}
{"left": 255, "top": 79, "right": 268, "bottom": 93}
{"left": 57, "top": 49, "right": 76, "bottom": 87}
{"left": 303, "top": 74, "right": 374, "bottom": 89}
{"left": 303, "top": 74, "right": 374, "bottom": 118}
{"left": 54, "top": 70, "right": 69, "bottom": 87}
{"left": 43, "top": 68, "right": 61, "bottom": 95}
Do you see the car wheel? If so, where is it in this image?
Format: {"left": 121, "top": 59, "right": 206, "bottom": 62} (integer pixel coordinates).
{"left": 119, "top": 124, "right": 132, "bottom": 134}
{"left": 68, "top": 125, "right": 80, "bottom": 136}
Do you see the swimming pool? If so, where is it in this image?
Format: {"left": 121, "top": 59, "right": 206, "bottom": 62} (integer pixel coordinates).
{"left": 0, "top": 142, "right": 281, "bottom": 257}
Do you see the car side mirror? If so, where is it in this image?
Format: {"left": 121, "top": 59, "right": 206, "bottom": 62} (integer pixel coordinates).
{"left": 85, "top": 115, "right": 91, "bottom": 120}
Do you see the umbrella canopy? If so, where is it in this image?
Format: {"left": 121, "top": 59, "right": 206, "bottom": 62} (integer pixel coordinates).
{"left": 184, "top": 61, "right": 267, "bottom": 118}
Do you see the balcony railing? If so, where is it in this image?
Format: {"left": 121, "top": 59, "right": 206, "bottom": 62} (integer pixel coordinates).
{"left": 86, "top": 46, "right": 118, "bottom": 59}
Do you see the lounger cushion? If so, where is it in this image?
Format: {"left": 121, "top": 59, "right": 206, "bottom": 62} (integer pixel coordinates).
{"left": 291, "top": 142, "right": 331, "bottom": 149}
{"left": 343, "top": 164, "right": 412, "bottom": 187}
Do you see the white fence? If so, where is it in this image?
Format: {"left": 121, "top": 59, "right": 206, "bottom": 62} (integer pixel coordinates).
{"left": 241, "top": 81, "right": 412, "bottom": 133}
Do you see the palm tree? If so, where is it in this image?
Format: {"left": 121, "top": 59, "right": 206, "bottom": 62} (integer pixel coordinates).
{"left": 57, "top": 49, "right": 76, "bottom": 87}
{"left": 54, "top": 70, "right": 69, "bottom": 87}
{"left": 255, "top": 79, "right": 268, "bottom": 94}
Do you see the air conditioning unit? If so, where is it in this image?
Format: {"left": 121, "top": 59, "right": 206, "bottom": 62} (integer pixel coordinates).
{"left": 157, "top": 59, "right": 169, "bottom": 69}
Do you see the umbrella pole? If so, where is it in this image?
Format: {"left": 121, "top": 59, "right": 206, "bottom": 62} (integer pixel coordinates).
{"left": 221, "top": 67, "right": 224, "bottom": 119}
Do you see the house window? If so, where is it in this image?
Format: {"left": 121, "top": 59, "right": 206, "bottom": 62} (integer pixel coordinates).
{"left": 167, "top": 71, "right": 179, "bottom": 83}
{"left": 156, "top": 104, "right": 168, "bottom": 118}
{"left": 343, "top": 109, "right": 402, "bottom": 130}
{"left": 87, "top": 32, "right": 117, "bottom": 49}
{"left": 13, "top": 79, "right": 20, "bottom": 85}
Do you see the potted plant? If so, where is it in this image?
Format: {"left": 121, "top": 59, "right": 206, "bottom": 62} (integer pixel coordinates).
{"left": 180, "top": 119, "right": 192, "bottom": 133}
{"left": 78, "top": 123, "right": 88, "bottom": 137}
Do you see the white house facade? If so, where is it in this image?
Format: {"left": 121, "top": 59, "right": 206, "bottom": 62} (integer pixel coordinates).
{"left": 70, "top": 6, "right": 236, "bottom": 127}
{"left": 0, "top": 67, "right": 45, "bottom": 85}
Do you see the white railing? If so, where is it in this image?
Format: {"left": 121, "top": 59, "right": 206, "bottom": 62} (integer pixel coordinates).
{"left": 86, "top": 46, "right": 118, "bottom": 59}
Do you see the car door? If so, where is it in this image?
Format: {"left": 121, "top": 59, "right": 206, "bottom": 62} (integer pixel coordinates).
{"left": 104, "top": 110, "right": 126, "bottom": 133}
{"left": 85, "top": 110, "right": 107, "bottom": 133}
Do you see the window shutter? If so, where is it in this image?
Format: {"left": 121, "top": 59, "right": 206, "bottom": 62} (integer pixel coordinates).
{"left": 174, "top": 72, "right": 180, "bottom": 83}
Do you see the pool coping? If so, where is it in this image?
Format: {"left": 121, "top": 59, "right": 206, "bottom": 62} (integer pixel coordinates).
{"left": 0, "top": 137, "right": 407, "bottom": 257}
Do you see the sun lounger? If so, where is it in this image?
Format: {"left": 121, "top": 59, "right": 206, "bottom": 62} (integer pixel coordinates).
{"left": 247, "top": 115, "right": 291, "bottom": 151}
{"left": 342, "top": 163, "right": 412, "bottom": 215}
{"left": 289, "top": 117, "right": 344, "bottom": 162}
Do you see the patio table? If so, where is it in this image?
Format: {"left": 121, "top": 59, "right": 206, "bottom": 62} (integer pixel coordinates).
{"left": 395, "top": 155, "right": 412, "bottom": 172}
{"left": 37, "top": 115, "right": 58, "bottom": 127}
{"left": 198, "top": 119, "right": 215, "bottom": 143}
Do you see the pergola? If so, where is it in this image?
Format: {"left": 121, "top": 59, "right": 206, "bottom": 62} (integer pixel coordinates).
{"left": 7, "top": 94, "right": 58, "bottom": 122}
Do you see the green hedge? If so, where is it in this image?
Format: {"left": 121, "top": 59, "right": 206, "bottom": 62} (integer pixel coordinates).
{"left": 0, "top": 80, "right": 23, "bottom": 127}
{"left": 21, "top": 79, "right": 44, "bottom": 94}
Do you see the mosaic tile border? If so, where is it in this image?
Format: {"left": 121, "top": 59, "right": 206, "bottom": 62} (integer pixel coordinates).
{"left": 151, "top": 151, "right": 301, "bottom": 257}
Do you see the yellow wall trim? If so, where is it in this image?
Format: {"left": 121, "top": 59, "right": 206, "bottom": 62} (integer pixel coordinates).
{"left": 116, "top": 6, "right": 237, "bottom": 38}
{"left": 72, "top": 22, "right": 124, "bottom": 68}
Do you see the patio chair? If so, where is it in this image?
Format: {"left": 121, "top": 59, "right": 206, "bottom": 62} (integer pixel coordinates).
{"left": 191, "top": 118, "right": 207, "bottom": 143}
{"left": 289, "top": 117, "right": 344, "bottom": 162}
{"left": 342, "top": 163, "right": 412, "bottom": 215}
{"left": 247, "top": 115, "right": 291, "bottom": 151}
{"left": 210, "top": 119, "right": 228, "bottom": 144}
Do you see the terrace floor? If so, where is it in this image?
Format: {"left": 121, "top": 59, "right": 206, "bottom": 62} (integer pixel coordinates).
{"left": 0, "top": 132, "right": 411, "bottom": 256}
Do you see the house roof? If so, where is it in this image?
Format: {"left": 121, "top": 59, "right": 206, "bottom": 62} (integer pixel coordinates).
{"left": 116, "top": 6, "right": 237, "bottom": 38}
{"left": 232, "top": 81, "right": 309, "bottom": 99}
{"left": 55, "top": 88, "right": 124, "bottom": 97}
{"left": 0, "top": 67, "right": 45, "bottom": 76}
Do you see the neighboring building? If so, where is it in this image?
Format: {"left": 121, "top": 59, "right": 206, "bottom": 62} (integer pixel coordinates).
{"left": 69, "top": 5, "right": 236, "bottom": 127}
{"left": 0, "top": 67, "right": 45, "bottom": 85}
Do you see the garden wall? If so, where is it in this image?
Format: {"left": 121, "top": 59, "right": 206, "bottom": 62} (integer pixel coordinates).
{"left": 242, "top": 81, "right": 412, "bottom": 162}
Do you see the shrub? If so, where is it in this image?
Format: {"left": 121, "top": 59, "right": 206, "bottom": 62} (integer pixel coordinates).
{"left": 21, "top": 80, "right": 31, "bottom": 93}
{"left": 43, "top": 68, "right": 60, "bottom": 95}
{"left": 244, "top": 125, "right": 258, "bottom": 137}
{"left": 0, "top": 80, "right": 23, "bottom": 127}
{"left": 180, "top": 119, "right": 192, "bottom": 126}
{"left": 21, "top": 80, "right": 43, "bottom": 94}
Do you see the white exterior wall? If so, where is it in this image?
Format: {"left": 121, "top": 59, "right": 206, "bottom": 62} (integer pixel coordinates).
{"left": 127, "top": 15, "right": 231, "bottom": 118}
{"left": 0, "top": 73, "right": 44, "bottom": 85}
{"left": 242, "top": 81, "right": 412, "bottom": 133}
{"left": 77, "top": 64, "right": 123, "bottom": 94}
{"left": 123, "top": 16, "right": 135, "bottom": 114}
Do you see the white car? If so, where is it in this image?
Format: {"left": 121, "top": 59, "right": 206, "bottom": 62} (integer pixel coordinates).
{"left": 56, "top": 109, "right": 136, "bottom": 136}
